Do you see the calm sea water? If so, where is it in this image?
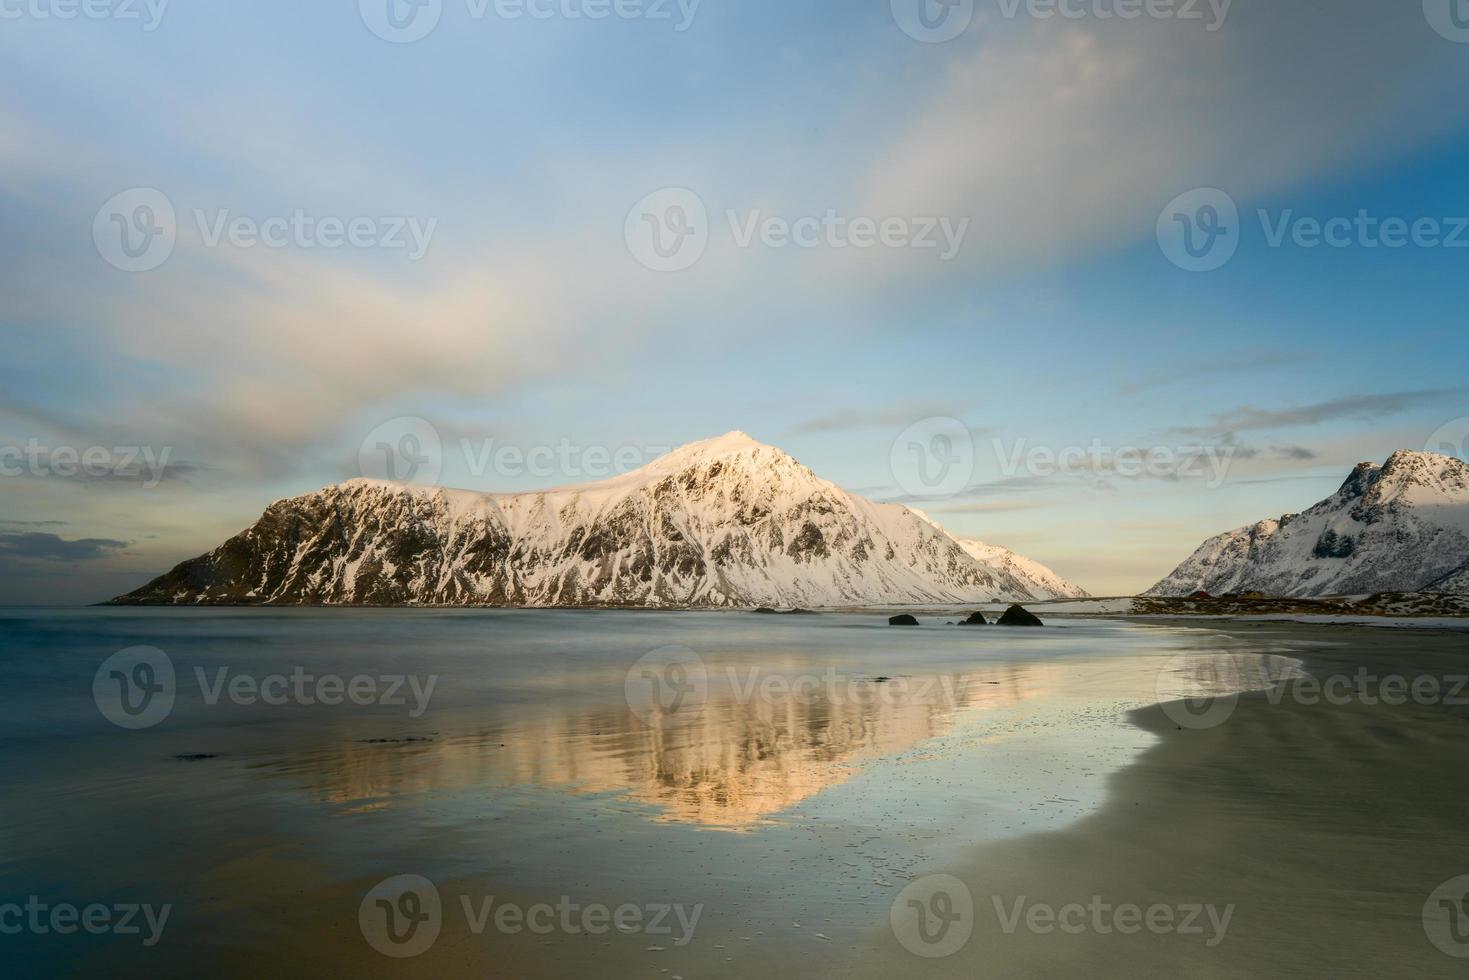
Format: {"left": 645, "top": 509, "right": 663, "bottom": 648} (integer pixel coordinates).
{"left": 0, "top": 608, "right": 1309, "bottom": 978}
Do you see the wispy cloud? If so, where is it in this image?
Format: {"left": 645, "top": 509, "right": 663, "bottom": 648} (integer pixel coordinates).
{"left": 861, "top": 5, "right": 1469, "bottom": 272}
{"left": 1168, "top": 388, "right": 1464, "bottom": 437}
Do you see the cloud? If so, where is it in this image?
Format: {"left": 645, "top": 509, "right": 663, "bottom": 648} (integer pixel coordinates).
{"left": 860, "top": 4, "right": 1469, "bottom": 272}
{"left": 1229, "top": 474, "right": 1339, "bottom": 487}
{"left": 0, "top": 532, "right": 128, "bottom": 561}
{"left": 1169, "top": 389, "right": 1464, "bottom": 437}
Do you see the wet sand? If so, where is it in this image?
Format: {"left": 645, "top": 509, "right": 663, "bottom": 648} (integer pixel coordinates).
{"left": 17, "top": 613, "right": 1467, "bottom": 977}
{"left": 208, "top": 622, "right": 1469, "bottom": 979}
{"left": 850, "top": 620, "right": 1469, "bottom": 978}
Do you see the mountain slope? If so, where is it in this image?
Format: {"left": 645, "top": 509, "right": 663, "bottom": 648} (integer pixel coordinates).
{"left": 114, "top": 432, "right": 1074, "bottom": 607}
{"left": 1146, "top": 450, "right": 1469, "bottom": 597}
{"left": 956, "top": 539, "right": 1090, "bottom": 600}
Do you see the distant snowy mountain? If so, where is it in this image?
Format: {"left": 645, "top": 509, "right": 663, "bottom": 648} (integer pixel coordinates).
{"left": 114, "top": 432, "right": 1077, "bottom": 607}
{"left": 956, "top": 539, "right": 1090, "bottom": 600}
{"left": 1146, "top": 450, "right": 1469, "bottom": 597}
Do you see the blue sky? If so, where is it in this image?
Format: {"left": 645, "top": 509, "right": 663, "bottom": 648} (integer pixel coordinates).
{"left": 3, "top": 0, "right": 1469, "bottom": 603}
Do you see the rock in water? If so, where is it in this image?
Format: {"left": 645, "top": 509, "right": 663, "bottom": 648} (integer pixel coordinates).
{"left": 997, "top": 605, "right": 1043, "bottom": 626}
{"left": 959, "top": 611, "right": 988, "bottom": 625}
{"left": 888, "top": 614, "right": 919, "bottom": 626}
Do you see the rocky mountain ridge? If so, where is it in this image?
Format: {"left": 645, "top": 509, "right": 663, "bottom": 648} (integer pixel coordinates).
{"left": 114, "top": 432, "right": 1086, "bottom": 608}
{"left": 1146, "top": 450, "right": 1469, "bottom": 597}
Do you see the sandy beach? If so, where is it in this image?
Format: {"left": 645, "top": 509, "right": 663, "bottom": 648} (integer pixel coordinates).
{"left": 26, "top": 615, "right": 1460, "bottom": 978}
{"left": 848, "top": 620, "right": 1469, "bottom": 978}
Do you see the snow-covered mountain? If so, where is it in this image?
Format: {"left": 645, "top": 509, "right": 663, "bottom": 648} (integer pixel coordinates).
{"left": 114, "top": 432, "right": 1077, "bottom": 607}
{"left": 957, "top": 539, "right": 1090, "bottom": 600}
{"left": 1146, "top": 450, "right": 1469, "bottom": 598}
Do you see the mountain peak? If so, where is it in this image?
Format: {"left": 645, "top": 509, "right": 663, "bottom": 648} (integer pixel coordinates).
{"left": 634, "top": 431, "right": 791, "bottom": 475}
{"left": 1148, "top": 451, "right": 1469, "bottom": 598}
{"left": 687, "top": 430, "right": 765, "bottom": 453}
{"left": 115, "top": 428, "right": 1081, "bottom": 607}
{"left": 1375, "top": 449, "right": 1469, "bottom": 496}
{"left": 1382, "top": 448, "right": 1465, "bottom": 470}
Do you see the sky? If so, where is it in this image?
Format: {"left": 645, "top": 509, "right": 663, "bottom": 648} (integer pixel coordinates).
{"left": 3, "top": 0, "right": 1469, "bottom": 603}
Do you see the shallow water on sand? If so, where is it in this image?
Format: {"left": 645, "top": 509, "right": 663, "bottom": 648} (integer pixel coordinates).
{"left": 0, "top": 608, "right": 1309, "bottom": 977}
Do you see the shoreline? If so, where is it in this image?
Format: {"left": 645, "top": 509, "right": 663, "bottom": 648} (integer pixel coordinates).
{"left": 846, "top": 619, "right": 1469, "bottom": 978}
{"left": 32, "top": 614, "right": 1469, "bottom": 977}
